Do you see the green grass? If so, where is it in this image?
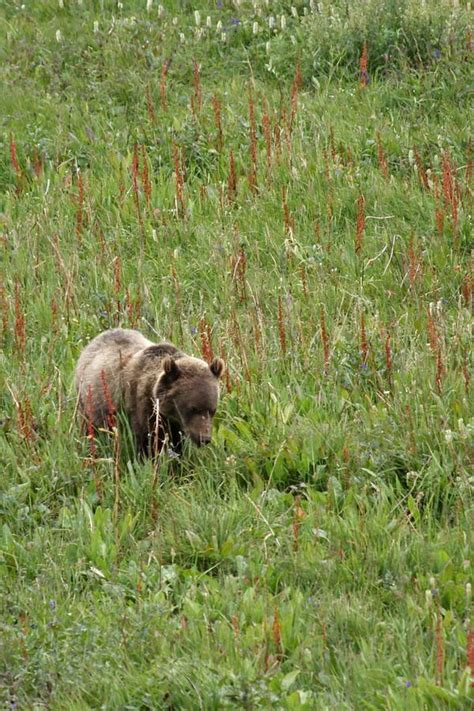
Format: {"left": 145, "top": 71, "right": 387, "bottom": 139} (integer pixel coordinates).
{"left": 1, "top": 0, "right": 473, "bottom": 708}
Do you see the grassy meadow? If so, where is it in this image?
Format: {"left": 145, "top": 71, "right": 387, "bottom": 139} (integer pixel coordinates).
{"left": 1, "top": 0, "right": 473, "bottom": 707}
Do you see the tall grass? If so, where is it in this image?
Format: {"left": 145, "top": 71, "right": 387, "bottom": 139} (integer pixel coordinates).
{"left": 1, "top": 0, "right": 473, "bottom": 707}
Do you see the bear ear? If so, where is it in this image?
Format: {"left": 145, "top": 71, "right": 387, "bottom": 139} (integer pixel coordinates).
{"left": 210, "top": 357, "right": 225, "bottom": 379}
{"left": 162, "top": 356, "right": 180, "bottom": 380}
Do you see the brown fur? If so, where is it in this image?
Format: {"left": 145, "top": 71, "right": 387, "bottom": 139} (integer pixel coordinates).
{"left": 74, "top": 328, "right": 225, "bottom": 455}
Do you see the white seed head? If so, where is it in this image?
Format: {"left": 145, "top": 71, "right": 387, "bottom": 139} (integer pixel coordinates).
{"left": 194, "top": 10, "right": 201, "bottom": 26}
{"left": 443, "top": 429, "right": 454, "bottom": 444}
{"left": 55, "top": 29, "right": 62, "bottom": 42}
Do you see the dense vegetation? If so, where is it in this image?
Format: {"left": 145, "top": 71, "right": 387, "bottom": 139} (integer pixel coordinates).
{"left": 1, "top": 0, "right": 473, "bottom": 707}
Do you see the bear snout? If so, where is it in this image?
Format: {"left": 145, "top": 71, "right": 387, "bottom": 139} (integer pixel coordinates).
{"left": 184, "top": 413, "right": 213, "bottom": 447}
{"left": 197, "top": 433, "right": 212, "bottom": 447}
{"left": 188, "top": 429, "right": 212, "bottom": 447}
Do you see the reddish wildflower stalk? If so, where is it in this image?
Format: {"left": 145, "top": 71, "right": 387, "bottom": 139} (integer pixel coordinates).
{"left": 277, "top": 295, "right": 287, "bottom": 355}
{"left": 227, "top": 149, "right": 237, "bottom": 202}
{"left": 290, "top": 61, "right": 302, "bottom": 130}
{"left": 466, "top": 137, "right": 473, "bottom": 186}
{"left": 323, "top": 149, "right": 331, "bottom": 183}
{"left": 231, "top": 615, "right": 239, "bottom": 638}
{"left": 273, "top": 121, "right": 282, "bottom": 163}
{"left": 250, "top": 306, "right": 262, "bottom": 360}
{"left": 328, "top": 127, "right": 337, "bottom": 163}
{"left": 100, "top": 370, "right": 116, "bottom": 430}
{"left": 33, "top": 148, "right": 43, "bottom": 177}
{"left": 248, "top": 90, "right": 258, "bottom": 194}
{"left": 192, "top": 60, "right": 202, "bottom": 115}
{"left": 355, "top": 194, "right": 366, "bottom": 257}
{"left": 272, "top": 607, "right": 282, "bottom": 655}
{"left": 282, "top": 187, "right": 294, "bottom": 236}
{"left": 10, "top": 133, "right": 22, "bottom": 192}
{"left": 360, "top": 311, "right": 368, "bottom": 366}
{"left": 466, "top": 27, "right": 473, "bottom": 54}
{"left": 145, "top": 84, "right": 157, "bottom": 123}
{"left": 141, "top": 145, "right": 152, "bottom": 208}
{"left": 14, "top": 282, "right": 26, "bottom": 355}
{"left": 359, "top": 42, "right": 369, "bottom": 87}
{"left": 413, "top": 146, "right": 429, "bottom": 190}
{"left": 467, "top": 626, "right": 474, "bottom": 686}
{"left": 172, "top": 142, "right": 185, "bottom": 215}
{"left": 427, "top": 306, "right": 444, "bottom": 392}
{"left": 435, "top": 611, "right": 444, "bottom": 686}
{"left": 199, "top": 318, "right": 213, "bottom": 362}
{"left": 451, "top": 190, "right": 459, "bottom": 242}
{"left": 342, "top": 444, "right": 351, "bottom": 489}
{"left": 461, "top": 265, "right": 473, "bottom": 309}
{"left": 320, "top": 307, "right": 330, "bottom": 372}
{"left": 211, "top": 94, "right": 223, "bottom": 151}
{"left": 125, "top": 288, "right": 141, "bottom": 328}
{"left": 17, "top": 396, "right": 34, "bottom": 443}
{"left": 231, "top": 247, "right": 247, "bottom": 303}
{"left": 435, "top": 348, "right": 444, "bottom": 394}
{"left": 376, "top": 132, "right": 389, "bottom": 179}
{"left": 262, "top": 98, "right": 272, "bottom": 173}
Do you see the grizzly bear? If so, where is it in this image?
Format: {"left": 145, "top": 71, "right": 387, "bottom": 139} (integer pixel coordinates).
{"left": 74, "top": 328, "right": 225, "bottom": 455}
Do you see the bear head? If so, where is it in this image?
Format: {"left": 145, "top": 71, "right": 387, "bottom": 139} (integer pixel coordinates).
{"left": 154, "top": 355, "right": 225, "bottom": 446}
